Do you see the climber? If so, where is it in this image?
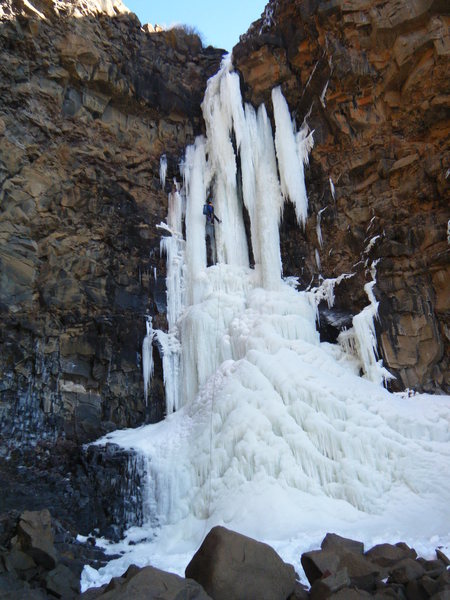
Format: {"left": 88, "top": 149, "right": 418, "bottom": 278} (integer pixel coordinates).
{"left": 203, "top": 198, "right": 221, "bottom": 265}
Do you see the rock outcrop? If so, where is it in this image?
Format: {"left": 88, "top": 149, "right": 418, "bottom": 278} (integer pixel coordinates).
{"left": 233, "top": 0, "right": 449, "bottom": 392}
{"left": 0, "top": 0, "right": 223, "bottom": 531}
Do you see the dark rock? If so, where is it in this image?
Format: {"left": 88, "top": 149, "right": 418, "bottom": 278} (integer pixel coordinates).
{"left": 185, "top": 526, "right": 296, "bottom": 600}
{"left": 321, "top": 533, "right": 365, "bottom": 556}
{"left": 339, "top": 552, "right": 383, "bottom": 590}
{"left": 436, "top": 568, "right": 450, "bottom": 588}
{"left": 15, "top": 509, "right": 58, "bottom": 570}
{"left": 301, "top": 550, "right": 340, "bottom": 585}
{"left": 329, "top": 590, "right": 372, "bottom": 599}
{"left": 436, "top": 549, "right": 450, "bottom": 566}
{"left": 366, "top": 543, "right": 418, "bottom": 568}
{"left": 309, "top": 568, "right": 350, "bottom": 599}
{"left": 420, "top": 575, "right": 439, "bottom": 597}
{"left": 288, "top": 581, "right": 310, "bottom": 599}
{"left": 388, "top": 559, "right": 426, "bottom": 585}
{"left": 3, "top": 548, "right": 36, "bottom": 574}
{"left": 419, "top": 558, "right": 446, "bottom": 578}
{"left": 83, "top": 564, "right": 212, "bottom": 599}
{"left": 45, "top": 562, "right": 80, "bottom": 598}
{"left": 429, "top": 592, "right": 450, "bottom": 600}
{"left": 406, "top": 578, "right": 430, "bottom": 600}
{"left": 0, "top": 572, "right": 47, "bottom": 598}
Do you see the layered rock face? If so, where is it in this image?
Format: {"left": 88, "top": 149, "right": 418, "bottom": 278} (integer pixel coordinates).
{"left": 234, "top": 0, "right": 449, "bottom": 392}
{"left": 0, "top": 0, "right": 223, "bottom": 527}
{"left": 0, "top": 0, "right": 448, "bottom": 538}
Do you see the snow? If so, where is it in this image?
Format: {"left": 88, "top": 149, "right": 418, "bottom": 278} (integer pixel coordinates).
{"left": 81, "top": 57, "right": 450, "bottom": 592}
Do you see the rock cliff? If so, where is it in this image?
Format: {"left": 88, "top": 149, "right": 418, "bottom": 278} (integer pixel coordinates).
{"left": 0, "top": 0, "right": 448, "bottom": 538}
{"left": 234, "top": 0, "right": 449, "bottom": 392}
{"left": 0, "top": 0, "right": 223, "bottom": 529}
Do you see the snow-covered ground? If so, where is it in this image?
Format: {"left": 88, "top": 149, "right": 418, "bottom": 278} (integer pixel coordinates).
{"left": 81, "top": 56, "right": 450, "bottom": 592}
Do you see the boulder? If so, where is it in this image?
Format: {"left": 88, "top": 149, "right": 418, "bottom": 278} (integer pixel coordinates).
{"left": 309, "top": 568, "right": 351, "bottom": 599}
{"left": 301, "top": 550, "right": 341, "bottom": 585}
{"left": 388, "top": 558, "right": 426, "bottom": 585}
{"left": 365, "top": 543, "right": 417, "bottom": 567}
{"left": 83, "top": 564, "right": 212, "bottom": 599}
{"left": 15, "top": 510, "right": 58, "bottom": 570}
{"left": 185, "top": 526, "right": 296, "bottom": 600}
{"left": 45, "top": 563, "right": 80, "bottom": 598}
{"left": 302, "top": 541, "right": 382, "bottom": 591}
{"left": 321, "top": 533, "right": 365, "bottom": 556}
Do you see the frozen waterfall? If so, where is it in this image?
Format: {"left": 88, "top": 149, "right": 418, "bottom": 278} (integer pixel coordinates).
{"left": 83, "top": 56, "right": 450, "bottom": 590}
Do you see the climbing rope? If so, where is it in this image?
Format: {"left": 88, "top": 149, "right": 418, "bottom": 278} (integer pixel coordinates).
{"left": 201, "top": 260, "right": 223, "bottom": 545}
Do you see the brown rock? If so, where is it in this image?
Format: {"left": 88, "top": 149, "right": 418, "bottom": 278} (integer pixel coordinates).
{"left": 84, "top": 564, "right": 212, "bottom": 599}
{"left": 185, "top": 526, "right": 296, "bottom": 600}
{"left": 234, "top": 0, "right": 449, "bottom": 392}
{"left": 365, "top": 543, "right": 417, "bottom": 567}
{"left": 16, "top": 510, "right": 58, "bottom": 570}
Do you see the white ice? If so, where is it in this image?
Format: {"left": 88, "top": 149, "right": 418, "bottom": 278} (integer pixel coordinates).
{"left": 142, "top": 316, "right": 154, "bottom": 405}
{"left": 82, "top": 57, "right": 450, "bottom": 592}
{"left": 159, "top": 154, "right": 167, "bottom": 189}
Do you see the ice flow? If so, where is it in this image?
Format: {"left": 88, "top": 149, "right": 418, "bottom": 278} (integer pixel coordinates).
{"left": 85, "top": 56, "right": 450, "bottom": 589}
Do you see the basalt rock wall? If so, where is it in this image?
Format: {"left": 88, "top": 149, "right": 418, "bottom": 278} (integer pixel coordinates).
{"left": 233, "top": 0, "right": 449, "bottom": 392}
{"left": 0, "top": 0, "right": 223, "bottom": 529}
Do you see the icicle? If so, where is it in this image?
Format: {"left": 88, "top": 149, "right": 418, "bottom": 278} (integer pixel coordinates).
{"left": 329, "top": 177, "right": 336, "bottom": 200}
{"left": 159, "top": 154, "right": 167, "bottom": 189}
{"left": 142, "top": 317, "right": 154, "bottom": 405}
{"left": 309, "top": 273, "right": 354, "bottom": 310}
{"left": 315, "top": 248, "right": 321, "bottom": 271}
{"left": 320, "top": 80, "right": 329, "bottom": 107}
{"left": 272, "top": 86, "right": 312, "bottom": 226}
{"left": 316, "top": 207, "right": 327, "bottom": 248}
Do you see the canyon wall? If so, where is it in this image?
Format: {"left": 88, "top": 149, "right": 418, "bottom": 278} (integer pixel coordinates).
{"left": 0, "top": 0, "right": 448, "bottom": 533}
{"left": 234, "top": 0, "right": 449, "bottom": 392}
{"left": 0, "top": 0, "right": 223, "bottom": 528}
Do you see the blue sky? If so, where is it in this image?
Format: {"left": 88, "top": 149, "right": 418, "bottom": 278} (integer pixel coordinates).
{"left": 124, "top": 0, "right": 268, "bottom": 51}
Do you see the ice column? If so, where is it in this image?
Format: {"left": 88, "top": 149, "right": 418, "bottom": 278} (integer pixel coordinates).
{"left": 155, "top": 183, "right": 185, "bottom": 414}
{"left": 272, "top": 86, "right": 313, "bottom": 227}
{"left": 159, "top": 154, "right": 167, "bottom": 189}
{"left": 142, "top": 316, "right": 154, "bottom": 405}
{"left": 201, "top": 62, "right": 249, "bottom": 268}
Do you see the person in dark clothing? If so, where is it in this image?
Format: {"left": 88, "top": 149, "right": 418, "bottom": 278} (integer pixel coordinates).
{"left": 204, "top": 199, "right": 221, "bottom": 264}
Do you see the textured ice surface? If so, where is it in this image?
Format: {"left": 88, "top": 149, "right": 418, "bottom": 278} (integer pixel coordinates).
{"left": 82, "top": 57, "right": 450, "bottom": 592}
